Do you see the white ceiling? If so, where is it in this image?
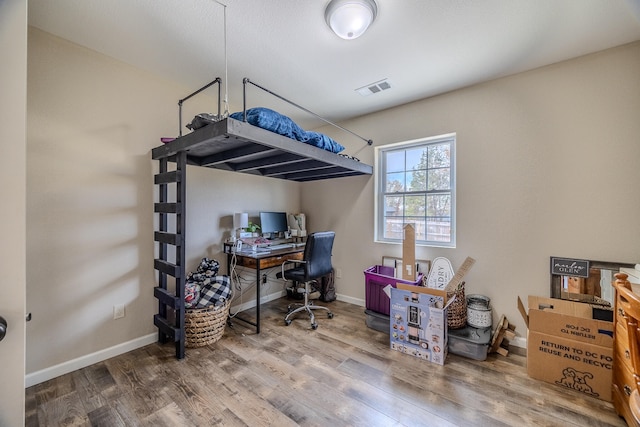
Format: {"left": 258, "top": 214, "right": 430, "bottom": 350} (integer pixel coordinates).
{"left": 28, "top": 0, "right": 640, "bottom": 129}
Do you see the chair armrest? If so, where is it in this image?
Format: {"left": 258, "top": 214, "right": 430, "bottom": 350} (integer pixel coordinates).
{"left": 280, "top": 259, "right": 307, "bottom": 280}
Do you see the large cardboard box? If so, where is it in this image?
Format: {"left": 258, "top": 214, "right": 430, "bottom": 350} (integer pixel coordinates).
{"left": 518, "top": 296, "right": 614, "bottom": 402}
{"left": 389, "top": 284, "right": 451, "bottom": 365}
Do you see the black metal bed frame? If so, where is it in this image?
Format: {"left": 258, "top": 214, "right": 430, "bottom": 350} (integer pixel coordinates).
{"left": 153, "top": 78, "right": 373, "bottom": 359}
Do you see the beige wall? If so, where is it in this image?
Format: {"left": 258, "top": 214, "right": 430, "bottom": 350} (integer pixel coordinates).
{"left": 27, "top": 26, "right": 640, "bottom": 380}
{"left": 307, "top": 41, "right": 640, "bottom": 336}
{"left": 0, "top": 0, "right": 27, "bottom": 422}
{"left": 26, "top": 29, "right": 299, "bottom": 377}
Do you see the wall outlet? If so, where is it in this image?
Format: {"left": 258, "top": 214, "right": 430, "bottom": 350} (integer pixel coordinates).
{"left": 336, "top": 268, "right": 342, "bottom": 278}
{"left": 113, "top": 304, "right": 125, "bottom": 319}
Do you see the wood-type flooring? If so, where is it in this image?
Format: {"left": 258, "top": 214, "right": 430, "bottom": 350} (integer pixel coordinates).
{"left": 25, "top": 298, "right": 626, "bottom": 426}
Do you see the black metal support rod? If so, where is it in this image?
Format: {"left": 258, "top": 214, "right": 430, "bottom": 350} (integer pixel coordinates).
{"left": 178, "top": 77, "right": 222, "bottom": 137}
{"left": 242, "top": 78, "right": 373, "bottom": 146}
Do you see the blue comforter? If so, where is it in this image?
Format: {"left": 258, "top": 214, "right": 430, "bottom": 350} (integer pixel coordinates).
{"left": 230, "top": 107, "right": 345, "bottom": 154}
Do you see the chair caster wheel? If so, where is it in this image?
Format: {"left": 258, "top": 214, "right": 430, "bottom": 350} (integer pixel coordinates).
{"left": 285, "top": 319, "right": 292, "bottom": 326}
{"left": 328, "top": 312, "right": 334, "bottom": 319}
{"left": 311, "top": 323, "right": 318, "bottom": 330}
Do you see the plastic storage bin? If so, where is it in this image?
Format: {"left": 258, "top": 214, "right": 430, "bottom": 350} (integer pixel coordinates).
{"left": 364, "top": 309, "right": 390, "bottom": 334}
{"left": 447, "top": 325, "right": 491, "bottom": 361}
{"left": 364, "top": 265, "right": 424, "bottom": 316}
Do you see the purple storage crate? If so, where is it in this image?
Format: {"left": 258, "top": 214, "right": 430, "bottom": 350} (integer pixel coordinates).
{"left": 364, "top": 265, "right": 424, "bottom": 316}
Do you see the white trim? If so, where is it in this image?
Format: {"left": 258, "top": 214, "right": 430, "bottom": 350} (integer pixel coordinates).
{"left": 337, "top": 293, "right": 365, "bottom": 306}
{"left": 25, "top": 290, "right": 289, "bottom": 388}
{"left": 374, "top": 133, "right": 456, "bottom": 247}
{"left": 25, "top": 333, "right": 157, "bottom": 387}
{"left": 26, "top": 292, "right": 525, "bottom": 388}
{"left": 230, "top": 289, "right": 286, "bottom": 313}
{"left": 510, "top": 335, "right": 526, "bottom": 349}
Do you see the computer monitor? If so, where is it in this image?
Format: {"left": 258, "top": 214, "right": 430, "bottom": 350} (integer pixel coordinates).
{"left": 259, "top": 211, "right": 288, "bottom": 236}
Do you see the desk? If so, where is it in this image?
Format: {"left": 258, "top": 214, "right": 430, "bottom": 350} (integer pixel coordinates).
{"left": 223, "top": 243, "right": 304, "bottom": 333}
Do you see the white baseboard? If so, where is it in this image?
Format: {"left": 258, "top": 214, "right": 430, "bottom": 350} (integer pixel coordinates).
{"left": 510, "top": 336, "right": 526, "bottom": 349}
{"left": 230, "top": 290, "right": 286, "bottom": 313}
{"left": 25, "top": 290, "right": 288, "bottom": 388}
{"left": 337, "top": 293, "right": 364, "bottom": 306}
{"left": 25, "top": 333, "right": 158, "bottom": 388}
{"left": 26, "top": 293, "right": 527, "bottom": 388}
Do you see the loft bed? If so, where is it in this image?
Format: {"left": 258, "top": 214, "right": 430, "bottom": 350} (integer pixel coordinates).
{"left": 152, "top": 78, "right": 374, "bottom": 359}
{"left": 152, "top": 78, "right": 373, "bottom": 182}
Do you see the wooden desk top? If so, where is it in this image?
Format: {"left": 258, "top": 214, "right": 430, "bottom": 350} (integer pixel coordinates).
{"left": 223, "top": 243, "right": 304, "bottom": 269}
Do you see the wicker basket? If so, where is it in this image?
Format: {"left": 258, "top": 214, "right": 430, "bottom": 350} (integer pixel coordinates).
{"left": 185, "top": 299, "right": 230, "bottom": 348}
{"left": 447, "top": 282, "right": 467, "bottom": 330}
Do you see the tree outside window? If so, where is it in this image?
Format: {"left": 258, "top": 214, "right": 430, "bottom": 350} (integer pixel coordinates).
{"left": 375, "top": 134, "right": 456, "bottom": 247}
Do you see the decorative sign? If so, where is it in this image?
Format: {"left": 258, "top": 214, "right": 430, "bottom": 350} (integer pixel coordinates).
{"left": 550, "top": 257, "right": 590, "bottom": 278}
{"left": 426, "top": 257, "right": 455, "bottom": 289}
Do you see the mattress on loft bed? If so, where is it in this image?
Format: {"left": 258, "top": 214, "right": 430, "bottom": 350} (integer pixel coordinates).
{"left": 187, "top": 107, "right": 346, "bottom": 157}
{"left": 226, "top": 107, "right": 345, "bottom": 154}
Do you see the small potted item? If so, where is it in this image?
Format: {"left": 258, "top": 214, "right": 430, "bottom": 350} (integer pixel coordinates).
{"left": 247, "top": 222, "right": 261, "bottom": 237}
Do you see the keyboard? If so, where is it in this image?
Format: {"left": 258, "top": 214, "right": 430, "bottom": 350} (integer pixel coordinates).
{"left": 269, "top": 243, "right": 295, "bottom": 250}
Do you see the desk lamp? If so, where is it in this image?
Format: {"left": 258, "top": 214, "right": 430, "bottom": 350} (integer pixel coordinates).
{"left": 233, "top": 212, "right": 249, "bottom": 240}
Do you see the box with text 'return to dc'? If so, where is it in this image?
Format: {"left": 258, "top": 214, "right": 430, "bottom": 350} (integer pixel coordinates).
{"left": 518, "top": 295, "right": 614, "bottom": 402}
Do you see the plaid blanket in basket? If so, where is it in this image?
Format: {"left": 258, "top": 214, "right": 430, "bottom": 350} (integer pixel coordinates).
{"left": 184, "top": 258, "right": 231, "bottom": 308}
{"left": 196, "top": 275, "right": 231, "bottom": 308}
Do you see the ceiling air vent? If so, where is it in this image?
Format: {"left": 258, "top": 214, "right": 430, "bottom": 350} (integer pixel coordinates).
{"left": 356, "top": 79, "right": 392, "bottom": 96}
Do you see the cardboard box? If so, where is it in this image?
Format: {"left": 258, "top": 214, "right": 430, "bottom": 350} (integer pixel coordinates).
{"left": 402, "top": 224, "right": 416, "bottom": 281}
{"left": 518, "top": 295, "right": 614, "bottom": 402}
{"left": 389, "top": 284, "right": 452, "bottom": 365}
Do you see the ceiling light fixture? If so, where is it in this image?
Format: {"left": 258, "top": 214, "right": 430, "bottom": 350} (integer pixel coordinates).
{"left": 325, "top": 0, "right": 378, "bottom": 40}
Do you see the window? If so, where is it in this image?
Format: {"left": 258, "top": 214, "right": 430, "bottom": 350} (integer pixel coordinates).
{"left": 375, "top": 133, "right": 456, "bottom": 247}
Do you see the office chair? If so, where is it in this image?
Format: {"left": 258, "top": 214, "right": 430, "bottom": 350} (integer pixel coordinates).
{"left": 280, "top": 231, "right": 335, "bottom": 329}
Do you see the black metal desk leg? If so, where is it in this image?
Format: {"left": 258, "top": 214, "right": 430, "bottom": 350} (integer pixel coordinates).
{"left": 256, "top": 262, "right": 261, "bottom": 333}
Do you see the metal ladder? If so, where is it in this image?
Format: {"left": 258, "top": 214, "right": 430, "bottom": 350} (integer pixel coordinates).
{"left": 153, "top": 152, "right": 187, "bottom": 359}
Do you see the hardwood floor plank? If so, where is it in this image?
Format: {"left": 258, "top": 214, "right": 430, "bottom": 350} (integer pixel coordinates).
{"left": 25, "top": 298, "right": 626, "bottom": 427}
{"left": 34, "top": 391, "right": 91, "bottom": 426}
{"left": 336, "top": 356, "right": 509, "bottom": 427}
{"left": 86, "top": 405, "right": 127, "bottom": 427}
{"left": 140, "top": 401, "right": 197, "bottom": 427}
{"left": 441, "top": 355, "right": 622, "bottom": 426}
{"left": 250, "top": 350, "right": 400, "bottom": 426}
{"left": 183, "top": 345, "right": 301, "bottom": 426}
{"left": 30, "top": 373, "right": 76, "bottom": 406}
{"left": 68, "top": 366, "right": 112, "bottom": 414}
{"left": 294, "top": 354, "right": 456, "bottom": 427}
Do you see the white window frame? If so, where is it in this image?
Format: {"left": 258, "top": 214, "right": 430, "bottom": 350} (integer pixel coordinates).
{"left": 374, "top": 133, "right": 456, "bottom": 247}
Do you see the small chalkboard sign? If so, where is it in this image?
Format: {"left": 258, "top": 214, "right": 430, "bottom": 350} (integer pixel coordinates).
{"left": 550, "top": 257, "right": 590, "bottom": 278}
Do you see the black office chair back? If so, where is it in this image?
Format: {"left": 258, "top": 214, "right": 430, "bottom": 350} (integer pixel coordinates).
{"left": 303, "top": 231, "right": 335, "bottom": 280}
